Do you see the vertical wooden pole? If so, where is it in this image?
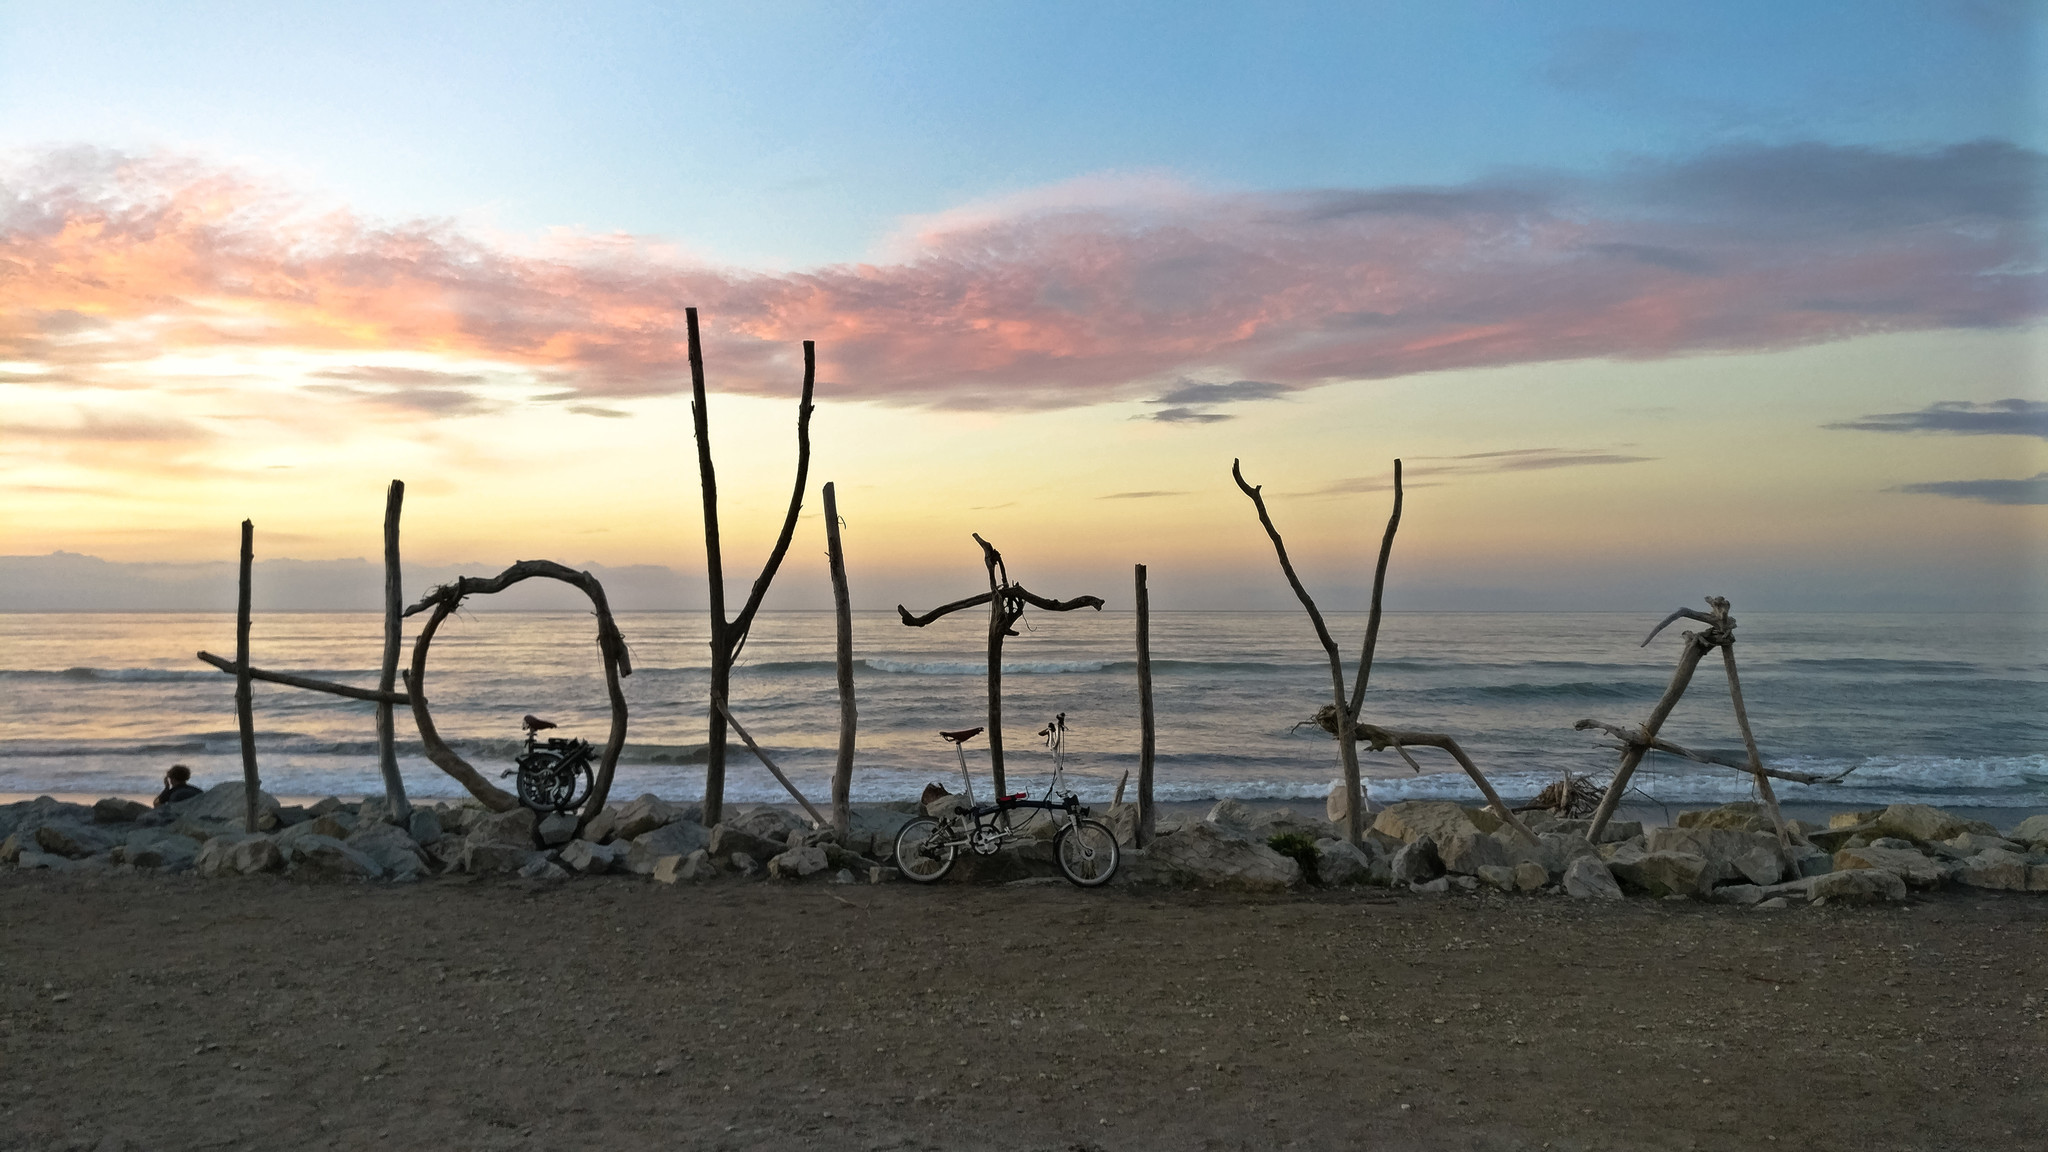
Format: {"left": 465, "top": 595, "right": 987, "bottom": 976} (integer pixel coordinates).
{"left": 824, "top": 483, "right": 856, "bottom": 838}
{"left": 234, "top": 520, "right": 260, "bottom": 833}
{"left": 983, "top": 548, "right": 1007, "bottom": 800}
{"left": 687, "top": 307, "right": 732, "bottom": 828}
{"left": 1134, "top": 563, "right": 1155, "bottom": 847}
{"left": 375, "top": 480, "right": 411, "bottom": 823}
{"left": 1342, "top": 459, "right": 1403, "bottom": 846}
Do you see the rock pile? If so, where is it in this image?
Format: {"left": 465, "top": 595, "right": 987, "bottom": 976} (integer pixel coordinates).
{"left": 4, "top": 786, "right": 2043, "bottom": 907}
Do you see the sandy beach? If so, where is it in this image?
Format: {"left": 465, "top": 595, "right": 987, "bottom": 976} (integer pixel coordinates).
{"left": 3, "top": 869, "right": 2043, "bottom": 1152}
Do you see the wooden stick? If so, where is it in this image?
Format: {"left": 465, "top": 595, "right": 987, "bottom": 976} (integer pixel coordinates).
{"left": 898, "top": 591, "right": 995, "bottom": 627}
{"left": 1355, "top": 724, "right": 1540, "bottom": 846}
{"left": 687, "top": 307, "right": 732, "bottom": 829}
{"left": 403, "top": 605, "right": 519, "bottom": 812}
{"left": 1571, "top": 719, "right": 1850, "bottom": 784}
{"left": 1586, "top": 629, "right": 1716, "bottom": 841}
{"left": 713, "top": 697, "right": 827, "bottom": 829}
{"left": 980, "top": 534, "right": 1010, "bottom": 800}
{"left": 196, "top": 652, "right": 408, "bottom": 704}
{"left": 824, "top": 482, "right": 856, "bottom": 838}
{"left": 1232, "top": 459, "right": 1366, "bottom": 846}
{"left": 1112, "top": 769, "right": 1129, "bottom": 807}
{"left": 1341, "top": 458, "right": 1403, "bottom": 845}
{"left": 1720, "top": 643, "right": 1792, "bottom": 864}
{"left": 234, "top": 520, "right": 260, "bottom": 833}
{"left": 1135, "top": 563, "right": 1156, "bottom": 847}
{"left": 375, "top": 479, "right": 411, "bottom": 823}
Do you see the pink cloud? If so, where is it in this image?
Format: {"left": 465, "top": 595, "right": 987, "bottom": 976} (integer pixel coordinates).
{"left": 2, "top": 141, "right": 2037, "bottom": 411}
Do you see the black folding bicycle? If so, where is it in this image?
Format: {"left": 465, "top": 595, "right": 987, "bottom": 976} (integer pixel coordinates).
{"left": 893, "top": 713, "right": 1120, "bottom": 887}
{"left": 502, "top": 714, "right": 596, "bottom": 814}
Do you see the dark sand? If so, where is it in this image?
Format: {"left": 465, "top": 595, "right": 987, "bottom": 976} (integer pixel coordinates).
{"left": 3, "top": 871, "right": 2044, "bottom": 1152}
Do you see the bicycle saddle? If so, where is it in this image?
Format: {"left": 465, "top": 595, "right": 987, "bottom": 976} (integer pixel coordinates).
{"left": 522, "top": 715, "right": 558, "bottom": 732}
{"left": 939, "top": 727, "right": 984, "bottom": 744}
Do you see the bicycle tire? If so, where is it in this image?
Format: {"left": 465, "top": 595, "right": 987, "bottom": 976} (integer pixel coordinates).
{"left": 894, "top": 816, "right": 957, "bottom": 883}
{"left": 1053, "top": 818, "right": 1119, "bottom": 887}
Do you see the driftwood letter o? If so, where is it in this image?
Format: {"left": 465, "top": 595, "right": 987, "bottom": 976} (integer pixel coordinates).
{"left": 401, "top": 561, "right": 631, "bottom": 833}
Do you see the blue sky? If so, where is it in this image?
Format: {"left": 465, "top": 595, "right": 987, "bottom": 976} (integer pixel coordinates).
{"left": 2, "top": 1, "right": 2036, "bottom": 263}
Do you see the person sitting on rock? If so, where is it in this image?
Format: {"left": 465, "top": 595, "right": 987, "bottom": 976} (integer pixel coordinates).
{"left": 154, "top": 764, "right": 202, "bottom": 808}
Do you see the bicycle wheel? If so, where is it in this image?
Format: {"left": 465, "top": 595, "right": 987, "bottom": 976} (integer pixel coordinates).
{"left": 515, "top": 751, "right": 573, "bottom": 811}
{"left": 894, "top": 816, "right": 957, "bottom": 883}
{"left": 1053, "top": 819, "right": 1119, "bottom": 887}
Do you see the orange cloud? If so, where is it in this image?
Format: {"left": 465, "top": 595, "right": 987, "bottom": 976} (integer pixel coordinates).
{"left": 3, "top": 141, "right": 2038, "bottom": 411}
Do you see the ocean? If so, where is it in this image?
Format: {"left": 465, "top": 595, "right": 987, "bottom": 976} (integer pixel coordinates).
{"left": 1, "top": 610, "right": 2043, "bottom": 818}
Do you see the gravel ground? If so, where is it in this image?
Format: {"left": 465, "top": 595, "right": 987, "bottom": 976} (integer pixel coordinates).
{"left": 2, "top": 871, "right": 2043, "bottom": 1152}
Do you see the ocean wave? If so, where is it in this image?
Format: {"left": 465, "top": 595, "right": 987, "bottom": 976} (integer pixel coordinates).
{"left": 0, "top": 667, "right": 224, "bottom": 683}
{"left": 863, "top": 658, "right": 1118, "bottom": 675}
{"left": 1457, "top": 680, "right": 1656, "bottom": 701}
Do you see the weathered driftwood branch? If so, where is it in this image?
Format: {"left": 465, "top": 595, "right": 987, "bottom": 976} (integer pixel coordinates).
{"left": 234, "top": 520, "right": 260, "bottom": 833}
{"left": 823, "top": 482, "right": 856, "bottom": 838}
{"left": 1233, "top": 458, "right": 1366, "bottom": 844}
{"left": 688, "top": 307, "right": 816, "bottom": 827}
{"left": 1719, "top": 643, "right": 1791, "bottom": 862}
{"left": 896, "top": 534, "right": 1103, "bottom": 800}
{"left": 712, "top": 697, "right": 827, "bottom": 829}
{"left": 403, "top": 560, "right": 631, "bottom": 829}
{"left": 1585, "top": 598, "right": 1728, "bottom": 841}
{"left": 1135, "top": 563, "right": 1156, "bottom": 847}
{"left": 1572, "top": 719, "right": 1853, "bottom": 785}
{"left": 1353, "top": 724, "right": 1541, "bottom": 846}
{"left": 196, "top": 651, "right": 408, "bottom": 705}
{"left": 375, "top": 479, "right": 411, "bottom": 822}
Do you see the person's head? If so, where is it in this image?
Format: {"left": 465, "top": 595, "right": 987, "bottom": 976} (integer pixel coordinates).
{"left": 166, "top": 764, "right": 191, "bottom": 786}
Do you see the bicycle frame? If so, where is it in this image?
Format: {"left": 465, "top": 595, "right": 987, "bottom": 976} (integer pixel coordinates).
{"left": 934, "top": 714, "right": 1089, "bottom": 855}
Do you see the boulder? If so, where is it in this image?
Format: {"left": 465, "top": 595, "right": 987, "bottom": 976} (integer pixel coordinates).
{"left": 1410, "top": 877, "right": 1450, "bottom": 894}
{"left": 580, "top": 807, "right": 619, "bottom": 844}
{"left": 461, "top": 843, "right": 541, "bottom": 875}
{"left": 2010, "top": 814, "right": 2048, "bottom": 848}
{"left": 1831, "top": 808, "right": 1886, "bottom": 829}
{"left": 706, "top": 823, "right": 780, "bottom": 863}
{"left": 1313, "top": 838, "right": 1372, "bottom": 886}
{"left": 730, "top": 806, "right": 806, "bottom": 845}
{"left": 0, "top": 831, "right": 25, "bottom": 864}
{"left": 650, "top": 854, "right": 689, "bottom": 884}
{"left": 1513, "top": 861, "right": 1548, "bottom": 892}
{"left": 768, "top": 845, "right": 831, "bottom": 880}
{"left": 287, "top": 834, "right": 384, "bottom": 879}
{"left": 625, "top": 821, "right": 713, "bottom": 875}
{"left": 1547, "top": 817, "right": 1641, "bottom": 844}
{"left": 1389, "top": 836, "right": 1443, "bottom": 884}
{"left": 1956, "top": 849, "right": 2031, "bottom": 892}
{"left": 164, "top": 782, "right": 283, "bottom": 832}
{"left": 1326, "top": 780, "right": 1354, "bottom": 825}
{"left": 348, "top": 821, "right": 429, "bottom": 872}
{"left": 1372, "top": 801, "right": 1483, "bottom": 847}
{"left": 2029, "top": 865, "right": 2048, "bottom": 893}
{"left": 306, "top": 797, "right": 345, "bottom": 817}
{"left": 356, "top": 794, "right": 404, "bottom": 826}
{"left": 612, "top": 793, "right": 688, "bottom": 841}
{"left": 35, "top": 821, "right": 118, "bottom": 859}
{"left": 407, "top": 810, "right": 445, "bottom": 847}
{"left": 678, "top": 849, "right": 717, "bottom": 882}
{"left": 560, "top": 838, "right": 626, "bottom": 875}
{"left": 275, "top": 814, "right": 352, "bottom": 850}
{"left": 1475, "top": 864, "right": 1518, "bottom": 892}
{"left": 124, "top": 831, "right": 201, "bottom": 871}
{"left": 1870, "top": 804, "right": 1986, "bottom": 845}
{"left": 1808, "top": 868, "right": 1906, "bottom": 904}
{"left": 465, "top": 807, "right": 537, "bottom": 848}
{"left": 728, "top": 851, "right": 763, "bottom": 878}
{"left": 1805, "top": 823, "right": 1878, "bottom": 853}
{"left": 1144, "top": 822, "right": 1302, "bottom": 890}
{"left": 1534, "top": 831, "right": 1600, "bottom": 877}
{"left": 93, "top": 797, "right": 149, "bottom": 824}
{"left": 1436, "top": 829, "right": 1513, "bottom": 876}
{"left": 1204, "top": 798, "right": 1258, "bottom": 829}
{"left": 519, "top": 855, "right": 569, "bottom": 880}
{"left": 1790, "top": 845, "right": 1835, "bottom": 878}
{"left": 1562, "top": 855, "right": 1624, "bottom": 901}
{"left": 1676, "top": 802, "right": 1772, "bottom": 833}
{"left": 1646, "top": 826, "right": 1782, "bottom": 887}
{"left": 1834, "top": 845, "right": 1950, "bottom": 890}
{"left": 1610, "top": 851, "right": 1711, "bottom": 898}
{"left": 537, "top": 811, "right": 579, "bottom": 846}
{"left": 195, "top": 834, "right": 283, "bottom": 877}
{"left": 1937, "top": 832, "right": 2021, "bottom": 857}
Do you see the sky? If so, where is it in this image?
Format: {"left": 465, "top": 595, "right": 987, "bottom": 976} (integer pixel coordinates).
{"left": 1, "top": 1, "right": 2043, "bottom": 612}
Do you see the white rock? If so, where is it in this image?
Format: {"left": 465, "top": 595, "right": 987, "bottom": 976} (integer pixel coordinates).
{"left": 1562, "top": 855, "right": 1623, "bottom": 901}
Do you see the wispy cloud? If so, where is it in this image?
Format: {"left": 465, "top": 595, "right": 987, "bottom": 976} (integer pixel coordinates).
{"left": 1136, "top": 378, "right": 1289, "bottom": 423}
{"left": 1099, "top": 490, "right": 1186, "bottom": 500}
{"left": 1895, "top": 473, "right": 2048, "bottom": 505}
{"left": 1145, "top": 407, "right": 1234, "bottom": 424}
{"left": 3, "top": 141, "right": 2039, "bottom": 414}
{"left": 1294, "top": 447, "right": 1652, "bottom": 495}
{"left": 1826, "top": 399, "right": 2048, "bottom": 439}
{"left": 566, "top": 404, "right": 629, "bottom": 418}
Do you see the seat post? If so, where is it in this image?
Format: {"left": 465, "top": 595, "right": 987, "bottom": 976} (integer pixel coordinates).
{"left": 955, "top": 740, "right": 976, "bottom": 808}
